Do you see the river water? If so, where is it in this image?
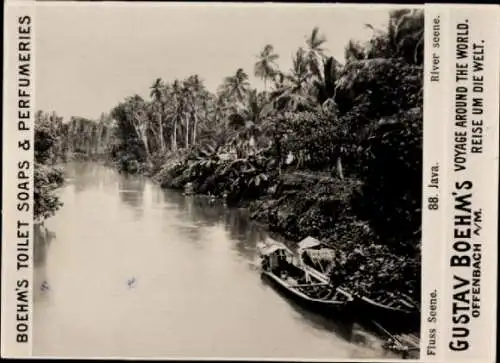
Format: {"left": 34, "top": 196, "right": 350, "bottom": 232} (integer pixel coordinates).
{"left": 33, "top": 162, "right": 396, "bottom": 359}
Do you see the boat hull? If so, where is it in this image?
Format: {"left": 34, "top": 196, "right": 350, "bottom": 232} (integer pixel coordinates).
{"left": 301, "top": 259, "right": 420, "bottom": 330}
{"left": 261, "top": 271, "right": 350, "bottom": 317}
{"left": 352, "top": 297, "right": 420, "bottom": 332}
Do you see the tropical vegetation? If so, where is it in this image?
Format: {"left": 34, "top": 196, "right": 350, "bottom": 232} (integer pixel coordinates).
{"left": 34, "top": 111, "right": 65, "bottom": 222}
{"left": 34, "top": 9, "right": 424, "bottom": 304}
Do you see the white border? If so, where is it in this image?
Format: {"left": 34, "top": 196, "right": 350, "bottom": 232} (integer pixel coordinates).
{"left": 2, "top": 2, "right": 499, "bottom": 361}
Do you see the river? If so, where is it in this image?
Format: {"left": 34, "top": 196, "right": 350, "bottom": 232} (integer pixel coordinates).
{"left": 33, "top": 161, "right": 396, "bottom": 359}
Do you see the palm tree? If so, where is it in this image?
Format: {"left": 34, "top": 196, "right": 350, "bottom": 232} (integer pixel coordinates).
{"left": 390, "top": 9, "right": 424, "bottom": 64}
{"left": 364, "top": 9, "right": 424, "bottom": 64}
{"left": 214, "top": 95, "right": 231, "bottom": 124}
{"left": 312, "top": 56, "right": 341, "bottom": 105}
{"left": 184, "top": 75, "right": 207, "bottom": 146}
{"left": 127, "top": 95, "right": 152, "bottom": 159}
{"left": 150, "top": 78, "right": 164, "bottom": 102}
{"left": 225, "top": 89, "right": 273, "bottom": 158}
{"left": 243, "top": 89, "right": 268, "bottom": 124}
{"left": 178, "top": 81, "right": 190, "bottom": 149}
{"left": 305, "top": 27, "right": 327, "bottom": 79}
{"left": 169, "top": 80, "right": 182, "bottom": 151}
{"left": 271, "top": 71, "right": 286, "bottom": 93}
{"left": 254, "top": 44, "right": 279, "bottom": 91}
{"left": 219, "top": 68, "right": 251, "bottom": 105}
{"left": 344, "top": 39, "right": 366, "bottom": 63}
{"left": 271, "top": 47, "right": 315, "bottom": 112}
{"left": 150, "top": 78, "right": 166, "bottom": 154}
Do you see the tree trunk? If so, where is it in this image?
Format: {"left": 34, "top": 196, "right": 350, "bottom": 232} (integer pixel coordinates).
{"left": 149, "top": 124, "right": 161, "bottom": 154}
{"left": 140, "top": 130, "right": 150, "bottom": 159}
{"left": 336, "top": 156, "right": 344, "bottom": 180}
{"left": 135, "top": 127, "right": 150, "bottom": 160}
{"left": 132, "top": 114, "right": 151, "bottom": 160}
{"left": 158, "top": 112, "right": 166, "bottom": 154}
{"left": 96, "top": 125, "right": 101, "bottom": 154}
{"left": 192, "top": 111, "right": 198, "bottom": 145}
{"left": 144, "top": 138, "right": 151, "bottom": 159}
{"left": 172, "top": 120, "right": 177, "bottom": 152}
{"left": 185, "top": 114, "right": 190, "bottom": 149}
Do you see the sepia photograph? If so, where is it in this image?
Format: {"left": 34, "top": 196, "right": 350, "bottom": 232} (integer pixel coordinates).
{"left": 31, "top": 3, "right": 424, "bottom": 360}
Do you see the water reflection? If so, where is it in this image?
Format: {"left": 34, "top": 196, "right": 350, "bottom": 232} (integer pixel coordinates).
{"left": 63, "top": 162, "right": 118, "bottom": 195}
{"left": 174, "top": 224, "right": 204, "bottom": 245}
{"left": 160, "top": 192, "right": 268, "bottom": 260}
{"left": 34, "top": 224, "right": 55, "bottom": 268}
{"left": 34, "top": 162, "right": 401, "bottom": 359}
{"left": 70, "top": 162, "right": 102, "bottom": 193}
{"left": 118, "top": 174, "right": 145, "bottom": 219}
{"left": 183, "top": 196, "right": 224, "bottom": 227}
{"left": 222, "top": 209, "right": 268, "bottom": 260}
{"left": 34, "top": 224, "right": 56, "bottom": 303}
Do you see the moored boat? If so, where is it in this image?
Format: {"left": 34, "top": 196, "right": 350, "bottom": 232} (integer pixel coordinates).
{"left": 298, "top": 237, "right": 337, "bottom": 278}
{"left": 352, "top": 293, "right": 420, "bottom": 331}
{"left": 258, "top": 243, "right": 353, "bottom": 315}
{"left": 297, "top": 237, "right": 339, "bottom": 285}
{"left": 296, "top": 236, "right": 420, "bottom": 328}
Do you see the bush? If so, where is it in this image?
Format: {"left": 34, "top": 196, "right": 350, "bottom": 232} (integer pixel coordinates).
{"left": 35, "top": 122, "right": 58, "bottom": 164}
{"left": 353, "top": 107, "right": 423, "bottom": 252}
{"left": 267, "top": 111, "right": 341, "bottom": 171}
{"left": 335, "top": 58, "right": 423, "bottom": 118}
{"left": 34, "top": 163, "right": 65, "bottom": 222}
{"left": 328, "top": 240, "right": 420, "bottom": 304}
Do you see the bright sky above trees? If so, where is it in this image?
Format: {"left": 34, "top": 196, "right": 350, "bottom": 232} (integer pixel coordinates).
{"left": 36, "top": 3, "right": 393, "bottom": 121}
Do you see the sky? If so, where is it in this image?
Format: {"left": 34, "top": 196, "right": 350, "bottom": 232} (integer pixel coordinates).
{"left": 36, "top": 3, "right": 395, "bottom": 121}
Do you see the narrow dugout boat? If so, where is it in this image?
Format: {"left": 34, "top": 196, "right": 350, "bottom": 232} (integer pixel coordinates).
{"left": 258, "top": 243, "right": 353, "bottom": 315}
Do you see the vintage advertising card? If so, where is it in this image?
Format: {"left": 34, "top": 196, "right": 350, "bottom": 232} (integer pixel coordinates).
{"left": 2, "top": 1, "right": 499, "bottom": 361}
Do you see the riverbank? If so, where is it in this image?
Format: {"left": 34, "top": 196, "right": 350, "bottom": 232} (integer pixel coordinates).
{"left": 53, "top": 107, "right": 422, "bottom": 311}
{"left": 119, "top": 151, "right": 421, "bottom": 308}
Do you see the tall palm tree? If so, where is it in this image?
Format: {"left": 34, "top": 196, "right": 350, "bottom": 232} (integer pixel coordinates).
{"left": 364, "top": 9, "right": 424, "bottom": 64}
{"left": 169, "top": 80, "right": 182, "bottom": 152}
{"left": 183, "top": 74, "right": 206, "bottom": 147}
{"left": 305, "top": 27, "right": 327, "bottom": 79}
{"left": 254, "top": 44, "right": 279, "bottom": 91}
{"left": 150, "top": 78, "right": 166, "bottom": 154}
{"left": 219, "top": 68, "right": 251, "bottom": 105}
{"left": 390, "top": 9, "right": 424, "bottom": 64}
{"left": 225, "top": 89, "right": 272, "bottom": 158}
{"left": 150, "top": 78, "right": 164, "bottom": 102}
{"left": 312, "top": 56, "right": 341, "bottom": 105}
{"left": 178, "top": 80, "right": 193, "bottom": 149}
{"left": 128, "top": 95, "right": 152, "bottom": 159}
{"left": 271, "top": 47, "right": 315, "bottom": 112}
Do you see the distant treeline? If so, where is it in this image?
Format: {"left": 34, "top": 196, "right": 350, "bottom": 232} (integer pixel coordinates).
{"left": 35, "top": 111, "right": 114, "bottom": 162}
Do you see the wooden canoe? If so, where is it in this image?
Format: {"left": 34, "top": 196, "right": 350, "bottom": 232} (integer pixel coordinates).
{"left": 259, "top": 242, "right": 353, "bottom": 316}
{"left": 261, "top": 270, "right": 352, "bottom": 315}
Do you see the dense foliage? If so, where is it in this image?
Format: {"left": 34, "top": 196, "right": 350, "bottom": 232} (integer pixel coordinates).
{"left": 34, "top": 111, "right": 66, "bottom": 222}
{"left": 36, "top": 9, "right": 424, "bottom": 303}
{"left": 34, "top": 163, "right": 64, "bottom": 222}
